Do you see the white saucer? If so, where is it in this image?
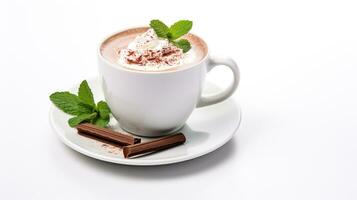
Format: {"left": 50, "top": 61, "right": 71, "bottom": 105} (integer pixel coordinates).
{"left": 49, "top": 78, "right": 241, "bottom": 166}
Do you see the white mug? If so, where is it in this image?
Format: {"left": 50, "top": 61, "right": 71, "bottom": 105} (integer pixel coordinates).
{"left": 98, "top": 28, "right": 240, "bottom": 137}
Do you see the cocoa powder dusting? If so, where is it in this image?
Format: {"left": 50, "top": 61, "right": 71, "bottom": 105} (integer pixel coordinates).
{"left": 122, "top": 45, "right": 183, "bottom": 66}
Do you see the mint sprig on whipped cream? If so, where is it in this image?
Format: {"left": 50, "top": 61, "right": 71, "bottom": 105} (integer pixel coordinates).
{"left": 150, "top": 19, "right": 193, "bottom": 53}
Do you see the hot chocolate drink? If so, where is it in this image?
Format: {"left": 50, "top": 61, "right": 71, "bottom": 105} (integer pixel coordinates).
{"left": 98, "top": 24, "right": 239, "bottom": 136}
{"left": 100, "top": 27, "right": 207, "bottom": 72}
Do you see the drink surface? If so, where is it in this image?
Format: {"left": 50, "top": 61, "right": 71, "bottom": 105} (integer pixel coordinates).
{"left": 100, "top": 27, "right": 207, "bottom": 72}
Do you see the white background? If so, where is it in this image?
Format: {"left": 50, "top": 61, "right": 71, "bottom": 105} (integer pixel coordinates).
{"left": 0, "top": 0, "right": 356, "bottom": 199}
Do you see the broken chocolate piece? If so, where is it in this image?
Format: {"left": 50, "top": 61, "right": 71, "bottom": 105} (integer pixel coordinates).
{"left": 123, "top": 133, "right": 186, "bottom": 158}
{"left": 76, "top": 123, "right": 141, "bottom": 146}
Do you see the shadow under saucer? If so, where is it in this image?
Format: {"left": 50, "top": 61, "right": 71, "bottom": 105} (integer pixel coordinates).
{"left": 57, "top": 136, "right": 237, "bottom": 180}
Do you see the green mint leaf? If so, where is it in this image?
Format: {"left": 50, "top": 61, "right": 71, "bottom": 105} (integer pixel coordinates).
{"left": 150, "top": 20, "right": 169, "bottom": 38}
{"left": 97, "top": 101, "right": 111, "bottom": 119}
{"left": 78, "top": 80, "right": 95, "bottom": 107}
{"left": 94, "top": 117, "right": 110, "bottom": 128}
{"left": 167, "top": 32, "right": 173, "bottom": 40}
{"left": 50, "top": 92, "right": 92, "bottom": 115}
{"left": 173, "top": 39, "right": 191, "bottom": 53}
{"left": 68, "top": 113, "right": 97, "bottom": 127}
{"left": 169, "top": 20, "right": 192, "bottom": 40}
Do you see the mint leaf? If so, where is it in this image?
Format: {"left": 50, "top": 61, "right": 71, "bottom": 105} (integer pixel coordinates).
{"left": 173, "top": 39, "right": 191, "bottom": 53}
{"left": 169, "top": 20, "right": 192, "bottom": 40}
{"left": 50, "top": 80, "right": 113, "bottom": 128}
{"left": 78, "top": 80, "right": 95, "bottom": 107}
{"left": 149, "top": 19, "right": 193, "bottom": 54}
{"left": 150, "top": 20, "right": 169, "bottom": 38}
{"left": 94, "top": 117, "right": 110, "bottom": 128}
{"left": 97, "top": 101, "right": 111, "bottom": 119}
{"left": 68, "top": 113, "right": 97, "bottom": 127}
{"left": 167, "top": 32, "right": 173, "bottom": 40}
{"left": 50, "top": 92, "right": 92, "bottom": 115}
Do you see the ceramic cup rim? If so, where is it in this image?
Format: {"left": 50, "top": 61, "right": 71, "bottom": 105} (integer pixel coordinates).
{"left": 98, "top": 26, "right": 209, "bottom": 75}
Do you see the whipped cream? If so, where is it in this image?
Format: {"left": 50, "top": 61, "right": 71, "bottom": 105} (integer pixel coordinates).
{"left": 118, "top": 29, "right": 190, "bottom": 71}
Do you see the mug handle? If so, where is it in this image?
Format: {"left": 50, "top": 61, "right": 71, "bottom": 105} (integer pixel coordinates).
{"left": 197, "top": 56, "right": 240, "bottom": 107}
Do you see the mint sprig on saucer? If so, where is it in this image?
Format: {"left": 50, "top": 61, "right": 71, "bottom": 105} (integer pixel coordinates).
{"left": 150, "top": 19, "right": 193, "bottom": 53}
{"left": 50, "top": 80, "right": 111, "bottom": 128}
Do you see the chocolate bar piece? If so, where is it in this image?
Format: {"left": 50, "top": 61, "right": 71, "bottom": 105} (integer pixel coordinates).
{"left": 76, "top": 123, "right": 141, "bottom": 146}
{"left": 123, "top": 133, "right": 186, "bottom": 158}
